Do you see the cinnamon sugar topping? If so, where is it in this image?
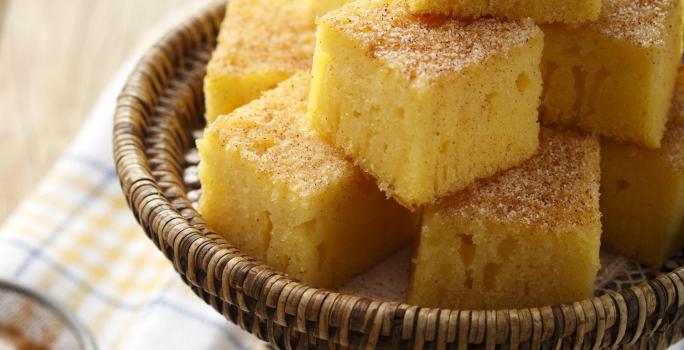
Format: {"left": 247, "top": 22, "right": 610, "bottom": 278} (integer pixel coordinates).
{"left": 662, "top": 123, "right": 684, "bottom": 171}
{"left": 589, "top": 0, "right": 677, "bottom": 47}
{"left": 208, "top": 72, "right": 354, "bottom": 196}
{"left": 434, "top": 128, "right": 601, "bottom": 230}
{"left": 209, "top": 0, "right": 315, "bottom": 74}
{"left": 321, "top": 0, "right": 541, "bottom": 79}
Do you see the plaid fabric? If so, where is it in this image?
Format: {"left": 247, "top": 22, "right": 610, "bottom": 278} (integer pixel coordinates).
{"left": 0, "top": 50, "right": 260, "bottom": 349}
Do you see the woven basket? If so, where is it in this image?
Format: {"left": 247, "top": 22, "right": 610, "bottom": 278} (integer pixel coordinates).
{"left": 113, "top": 2, "right": 684, "bottom": 349}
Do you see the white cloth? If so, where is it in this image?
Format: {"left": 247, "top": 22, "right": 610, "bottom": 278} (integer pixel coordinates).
{"left": 0, "top": 5, "right": 261, "bottom": 349}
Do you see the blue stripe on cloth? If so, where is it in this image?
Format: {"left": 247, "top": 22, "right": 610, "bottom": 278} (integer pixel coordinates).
{"left": 12, "top": 171, "right": 118, "bottom": 278}
{"left": 1, "top": 237, "right": 244, "bottom": 348}
{"left": 5, "top": 152, "right": 251, "bottom": 347}
{"left": 148, "top": 299, "right": 247, "bottom": 349}
{"left": 3, "top": 236, "right": 145, "bottom": 309}
{"left": 61, "top": 153, "right": 117, "bottom": 176}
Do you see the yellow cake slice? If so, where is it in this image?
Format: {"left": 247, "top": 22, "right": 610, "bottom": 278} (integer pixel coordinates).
{"left": 541, "top": 0, "right": 683, "bottom": 148}
{"left": 198, "top": 72, "right": 417, "bottom": 288}
{"left": 204, "top": 0, "right": 314, "bottom": 123}
{"left": 204, "top": 0, "right": 352, "bottom": 124}
{"left": 601, "top": 76, "right": 684, "bottom": 266}
{"left": 408, "top": 0, "right": 601, "bottom": 24}
{"left": 309, "top": 0, "right": 543, "bottom": 209}
{"left": 409, "top": 128, "right": 602, "bottom": 310}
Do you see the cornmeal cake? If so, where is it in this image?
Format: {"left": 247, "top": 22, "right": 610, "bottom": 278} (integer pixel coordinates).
{"left": 204, "top": 0, "right": 313, "bottom": 124}
{"left": 309, "top": 0, "right": 543, "bottom": 209}
{"left": 541, "top": 0, "right": 683, "bottom": 148}
{"left": 408, "top": 0, "right": 601, "bottom": 24}
{"left": 198, "top": 72, "right": 417, "bottom": 288}
{"left": 409, "top": 128, "right": 601, "bottom": 310}
{"left": 601, "top": 76, "right": 684, "bottom": 266}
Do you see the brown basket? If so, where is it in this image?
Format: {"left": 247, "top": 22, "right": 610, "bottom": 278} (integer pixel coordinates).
{"left": 113, "top": 2, "right": 684, "bottom": 349}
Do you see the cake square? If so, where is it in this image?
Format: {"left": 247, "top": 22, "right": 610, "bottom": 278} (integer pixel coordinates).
{"left": 541, "top": 0, "right": 683, "bottom": 148}
{"left": 203, "top": 0, "right": 315, "bottom": 123}
{"left": 308, "top": 0, "right": 543, "bottom": 209}
{"left": 198, "top": 72, "right": 417, "bottom": 288}
{"left": 601, "top": 77, "right": 684, "bottom": 266}
{"left": 407, "top": 0, "right": 601, "bottom": 24}
{"left": 409, "top": 128, "right": 602, "bottom": 310}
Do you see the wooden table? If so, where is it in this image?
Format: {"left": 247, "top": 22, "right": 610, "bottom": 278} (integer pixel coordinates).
{"left": 0, "top": 0, "right": 213, "bottom": 222}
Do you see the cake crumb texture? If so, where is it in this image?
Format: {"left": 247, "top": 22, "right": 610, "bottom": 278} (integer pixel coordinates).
{"left": 540, "top": 0, "right": 683, "bottom": 147}
{"left": 600, "top": 73, "right": 684, "bottom": 267}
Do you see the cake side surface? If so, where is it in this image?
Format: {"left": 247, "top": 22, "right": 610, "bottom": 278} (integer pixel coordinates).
{"left": 587, "top": 0, "right": 680, "bottom": 47}
{"left": 601, "top": 84, "right": 684, "bottom": 268}
{"left": 540, "top": 0, "right": 683, "bottom": 147}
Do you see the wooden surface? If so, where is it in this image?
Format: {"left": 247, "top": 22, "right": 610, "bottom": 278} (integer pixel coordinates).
{"left": 0, "top": 0, "right": 213, "bottom": 222}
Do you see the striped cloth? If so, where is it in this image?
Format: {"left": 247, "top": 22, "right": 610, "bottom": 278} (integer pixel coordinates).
{"left": 0, "top": 39, "right": 260, "bottom": 350}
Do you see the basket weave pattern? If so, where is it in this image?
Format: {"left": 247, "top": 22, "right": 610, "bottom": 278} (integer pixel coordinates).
{"left": 113, "top": 3, "right": 684, "bottom": 349}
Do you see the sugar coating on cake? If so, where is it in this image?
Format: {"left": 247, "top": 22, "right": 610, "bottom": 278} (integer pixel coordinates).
{"left": 203, "top": 0, "right": 316, "bottom": 122}
{"left": 322, "top": 0, "right": 541, "bottom": 80}
{"left": 588, "top": 0, "right": 676, "bottom": 47}
{"left": 212, "top": 74, "right": 352, "bottom": 197}
{"left": 407, "top": 0, "right": 601, "bottom": 24}
{"left": 661, "top": 124, "right": 684, "bottom": 171}
{"left": 434, "top": 128, "right": 601, "bottom": 231}
{"left": 210, "top": 0, "right": 314, "bottom": 74}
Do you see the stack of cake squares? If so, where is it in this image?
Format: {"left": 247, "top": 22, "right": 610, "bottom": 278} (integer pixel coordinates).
{"left": 198, "top": 0, "right": 684, "bottom": 310}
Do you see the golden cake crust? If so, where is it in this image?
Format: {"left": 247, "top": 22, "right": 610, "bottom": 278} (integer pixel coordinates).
{"left": 661, "top": 123, "right": 684, "bottom": 172}
{"left": 208, "top": 0, "right": 315, "bottom": 75}
{"left": 671, "top": 66, "right": 684, "bottom": 123}
{"left": 661, "top": 66, "right": 684, "bottom": 170}
{"left": 320, "top": 0, "right": 541, "bottom": 79}
{"left": 434, "top": 128, "right": 601, "bottom": 230}
{"left": 208, "top": 72, "right": 354, "bottom": 196}
{"left": 588, "top": 0, "right": 677, "bottom": 47}
{"left": 407, "top": 0, "right": 601, "bottom": 24}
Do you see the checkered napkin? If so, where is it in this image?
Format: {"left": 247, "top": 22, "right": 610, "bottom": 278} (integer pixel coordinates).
{"left": 0, "top": 42, "right": 261, "bottom": 350}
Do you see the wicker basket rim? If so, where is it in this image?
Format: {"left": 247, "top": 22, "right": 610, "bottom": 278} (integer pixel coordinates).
{"left": 112, "top": 2, "right": 684, "bottom": 348}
